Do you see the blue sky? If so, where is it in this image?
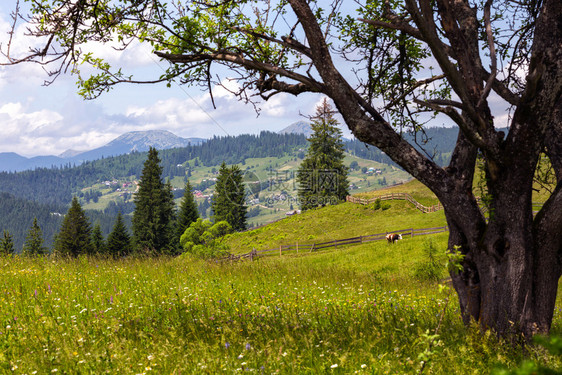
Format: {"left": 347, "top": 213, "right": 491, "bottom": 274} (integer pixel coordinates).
{"left": 0, "top": 3, "right": 328, "bottom": 157}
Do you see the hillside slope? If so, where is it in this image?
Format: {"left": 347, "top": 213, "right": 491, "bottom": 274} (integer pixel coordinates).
{"left": 225, "top": 189, "right": 447, "bottom": 254}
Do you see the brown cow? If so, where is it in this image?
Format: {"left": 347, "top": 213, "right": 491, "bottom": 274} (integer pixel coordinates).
{"left": 386, "top": 233, "right": 402, "bottom": 243}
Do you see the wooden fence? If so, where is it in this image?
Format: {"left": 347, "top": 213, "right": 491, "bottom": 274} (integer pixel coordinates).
{"left": 346, "top": 193, "right": 443, "bottom": 213}
{"left": 218, "top": 225, "right": 449, "bottom": 263}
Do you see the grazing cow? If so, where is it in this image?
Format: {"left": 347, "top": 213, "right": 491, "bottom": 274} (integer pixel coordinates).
{"left": 386, "top": 233, "right": 402, "bottom": 243}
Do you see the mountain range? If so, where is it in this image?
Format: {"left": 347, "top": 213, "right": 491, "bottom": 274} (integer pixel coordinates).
{"left": 0, "top": 130, "right": 205, "bottom": 172}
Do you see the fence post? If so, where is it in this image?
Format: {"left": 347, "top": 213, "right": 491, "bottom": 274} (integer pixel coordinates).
{"left": 411, "top": 228, "right": 414, "bottom": 238}
{"left": 360, "top": 235, "right": 363, "bottom": 244}
{"left": 296, "top": 241, "right": 299, "bottom": 253}
{"left": 279, "top": 245, "right": 282, "bottom": 257}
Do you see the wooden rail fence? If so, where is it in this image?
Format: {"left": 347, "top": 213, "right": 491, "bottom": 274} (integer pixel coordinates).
{"left": 218, "top": 225, "right": 449, "bottom": 263}
{"left": 346, "top": 193, "right": 443, "bottom": 213}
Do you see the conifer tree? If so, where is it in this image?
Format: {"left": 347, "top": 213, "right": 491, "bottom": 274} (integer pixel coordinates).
{"left": 107, "top": 212, "right": 132, "bottom": 258}
{"left": 54, "top": 197, "right": 93, "bottom": 257}
{"left": 1, "top": 230, "right": 15, "bottom": 256}
{"left": 297, "top": 98, "right": 349, "bottom": 211}
{"left": 212, "top": 163, "right": 247, "bottom": 231}
{"left": 23, "top": 218, "right": 47, "bottom": 256}
{"left": 91, "top": 223, "right": 106, "bottom": 254}
{"left": 176, "top": 179, "right": 199, "bottom": 244}
{"left": 132, "top": 147, "right": 176, "bottom": 254}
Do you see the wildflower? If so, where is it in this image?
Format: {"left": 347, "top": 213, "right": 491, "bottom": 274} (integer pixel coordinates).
{"left": 361, "top": 364, "right": 367, "bottom": 368}
{"left": 225, "top": 342, "right": 230, "bottom": 349}
{"left": 245, "top": 343, "right": 251, "bottom": 350}
{"left": 331, "top": 364, "right": 338, "bottom": 369}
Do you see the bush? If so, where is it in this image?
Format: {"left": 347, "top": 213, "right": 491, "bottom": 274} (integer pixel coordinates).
{"left": 367, "top": 198, "right": 382, "bottom": 210}
{"left": 180, "top": 219, "right": 232, "bottom": 259}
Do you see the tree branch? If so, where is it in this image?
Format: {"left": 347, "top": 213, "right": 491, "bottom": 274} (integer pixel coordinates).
{"left": 477, "top": 0, "right": 497, "bottom": 108}
{"left": 154, "top": 50, "right": 324, "bottom": 95}
{"left": 233, "top": 27, "right": 313, "bottom": 58}
{"left": 414, "top": 98, "right": 489, "bottom": 151}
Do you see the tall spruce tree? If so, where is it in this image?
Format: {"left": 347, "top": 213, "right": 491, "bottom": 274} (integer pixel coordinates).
{"left": 107, "top": 212, "right": 132, "bottom": 258}
{"left": 212, "top": 163, "right": 247, "bottom": 232}
{"left": 297, "top": 98, "right": 349, "bottom": 211}
{"left": 176, "top": 180, "right": 199, "bottom": 243}
{"left": 0, "top": 231, "right": 15, "bottom": 256}
{"left": 23, "top": 218, "right": 47, "bottom": 256}
{"left": 55, "top": 197, "right": 93, "bottom": 257}
{"left": 132, "top": 147, "right": 176, "bottom": 254}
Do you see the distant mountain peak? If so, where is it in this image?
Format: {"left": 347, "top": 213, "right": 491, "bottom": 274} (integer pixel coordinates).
{"left": 278, "top": 121, "right": 313, "bottom": 136}
{"left": 59, "top": 149, "right": 83, "bottom": 158}
{"left": 108, "top": 130, "right": 195, "bottom": 150}
{"left": 0, "top": 130, "right": 206, "bottom": 172}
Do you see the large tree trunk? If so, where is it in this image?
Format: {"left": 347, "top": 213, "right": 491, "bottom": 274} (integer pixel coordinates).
{"left": 443, "top": 147, "right": 562, "bottom": 337}
{"left": 289, "top": 0, "right": 562, "bottom": 338}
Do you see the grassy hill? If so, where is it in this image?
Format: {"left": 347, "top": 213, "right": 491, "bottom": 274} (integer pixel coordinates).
{"left": 225, "top": 197, "right": 446, "bottom": 254}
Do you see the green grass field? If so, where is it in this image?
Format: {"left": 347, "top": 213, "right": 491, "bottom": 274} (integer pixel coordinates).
{"left": 225, "top": 190, "right": 446, "bottom": 254}
{"left": 2, "top": 234, "right": 562, "bottom": 374}
{"left": 4, "top": 190, "right": 562, "bottom": 373}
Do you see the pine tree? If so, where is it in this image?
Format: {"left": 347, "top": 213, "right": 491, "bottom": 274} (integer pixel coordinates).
{"left": 107, "top": 212, "right": 132, "bottom": 258}
{"left": 23, "top": 218, "right": 47, "bottom": 256}
{"left": 212, "top": 162, "right": 247, "bottom": 231}
{"left": 297, "top": 98, "right": 349, "bottom": 211}
{"left": 132, "top": 147, "right": 176, "bottom": 254}
{"left": 176, "top": 179, "right": 199, "bottom": 243}
{"left": 91, "top": 223, "right": 106, "bottom": 254}
{"left": 1, "top": 230, "right": 15, "bottom": 256}
{"left": 54, "top": 197, "right": 93, "bottom": 257}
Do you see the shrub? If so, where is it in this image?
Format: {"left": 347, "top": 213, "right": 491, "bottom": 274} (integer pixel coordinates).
{"left": 414, "top": 239, "right": 443, "bottom": 281}
{"left": 180, "top": 219, "right": 232, "bottom": 259}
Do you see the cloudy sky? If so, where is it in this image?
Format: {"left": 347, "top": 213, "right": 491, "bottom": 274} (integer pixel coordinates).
{"left": 0, "top": 3, "right": 514, "bottom": 159}
{"left": 0, "top": 3, "right": 329, "bottom": 157}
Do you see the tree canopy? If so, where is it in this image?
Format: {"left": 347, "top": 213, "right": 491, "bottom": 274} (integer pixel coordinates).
{"left": 212, "top": 162, "right": 247, "bottom": 232}
{"left": 132, "top": 147, "right": 176, "bottom": 254}
{"left": 5, "top": 0, "right": 562, "bottom": 338}
{"left": 176, "top": 180, "right": 200, "bottom": 244}
{"left": 107, "top": 212, "right": 132, "bottom": 258}
{"left": 54, "top": 197, "right": 93, "bottom": 257}
{"left": 297, "top": 98, "right": 349, "bottom": 210}
{"left": 23, "top": 218, "right": 47, "bottom": 256}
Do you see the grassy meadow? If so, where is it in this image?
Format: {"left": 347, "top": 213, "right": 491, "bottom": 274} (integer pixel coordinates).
{"left": 3, "top": 234, "right": 562, "bottom": 374}
{"left": 3, "top": 182, "right": 562, "bottom": 373}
